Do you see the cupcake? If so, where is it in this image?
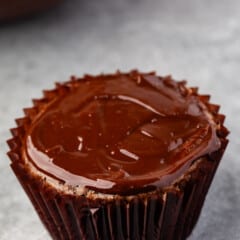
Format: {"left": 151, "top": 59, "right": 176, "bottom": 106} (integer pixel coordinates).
{"left": 7, "top": 70, "right": 229, "bottom": 240}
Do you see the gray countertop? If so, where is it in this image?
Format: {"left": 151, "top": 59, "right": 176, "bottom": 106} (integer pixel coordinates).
{"left": 0, "top": 0, "right": 239, "bottom": 239}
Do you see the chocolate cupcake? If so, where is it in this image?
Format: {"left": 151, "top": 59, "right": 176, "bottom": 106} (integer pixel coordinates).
{"left": 7, "top": 70, "right": 229, "bottom": 240}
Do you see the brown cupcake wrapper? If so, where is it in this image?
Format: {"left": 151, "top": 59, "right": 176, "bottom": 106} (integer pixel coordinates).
{"left": 7, "top": 72, "right": 229, "bottom": 240}
{"left": 10, "top": 143, "right": 227, "bottom": 240}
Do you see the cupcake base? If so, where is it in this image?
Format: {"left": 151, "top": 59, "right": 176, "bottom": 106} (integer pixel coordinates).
{"left": 10, "top": 137, "right": 228, "bottom": 240}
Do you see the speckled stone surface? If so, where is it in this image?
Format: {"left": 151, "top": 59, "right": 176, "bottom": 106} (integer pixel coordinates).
{"left": 0, "top": 0, "right": 239, "bottom": 239}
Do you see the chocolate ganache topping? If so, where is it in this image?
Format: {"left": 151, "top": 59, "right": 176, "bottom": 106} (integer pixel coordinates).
{"left": 24, "top": 71, "right": 221, "bottom": 195}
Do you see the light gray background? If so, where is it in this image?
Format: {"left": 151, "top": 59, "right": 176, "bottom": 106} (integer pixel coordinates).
{"left": 0, "top": 0, "right": 239, "bottom": 239}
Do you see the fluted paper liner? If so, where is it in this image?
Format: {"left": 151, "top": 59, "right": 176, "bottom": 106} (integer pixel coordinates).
{"left": 7, "top": 71, "right": 229, "bottom": 240}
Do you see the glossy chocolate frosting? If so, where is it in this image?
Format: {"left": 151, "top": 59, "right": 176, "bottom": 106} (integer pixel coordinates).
{"left": 24, "top": 71, "right": 221, "bottom": 195}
